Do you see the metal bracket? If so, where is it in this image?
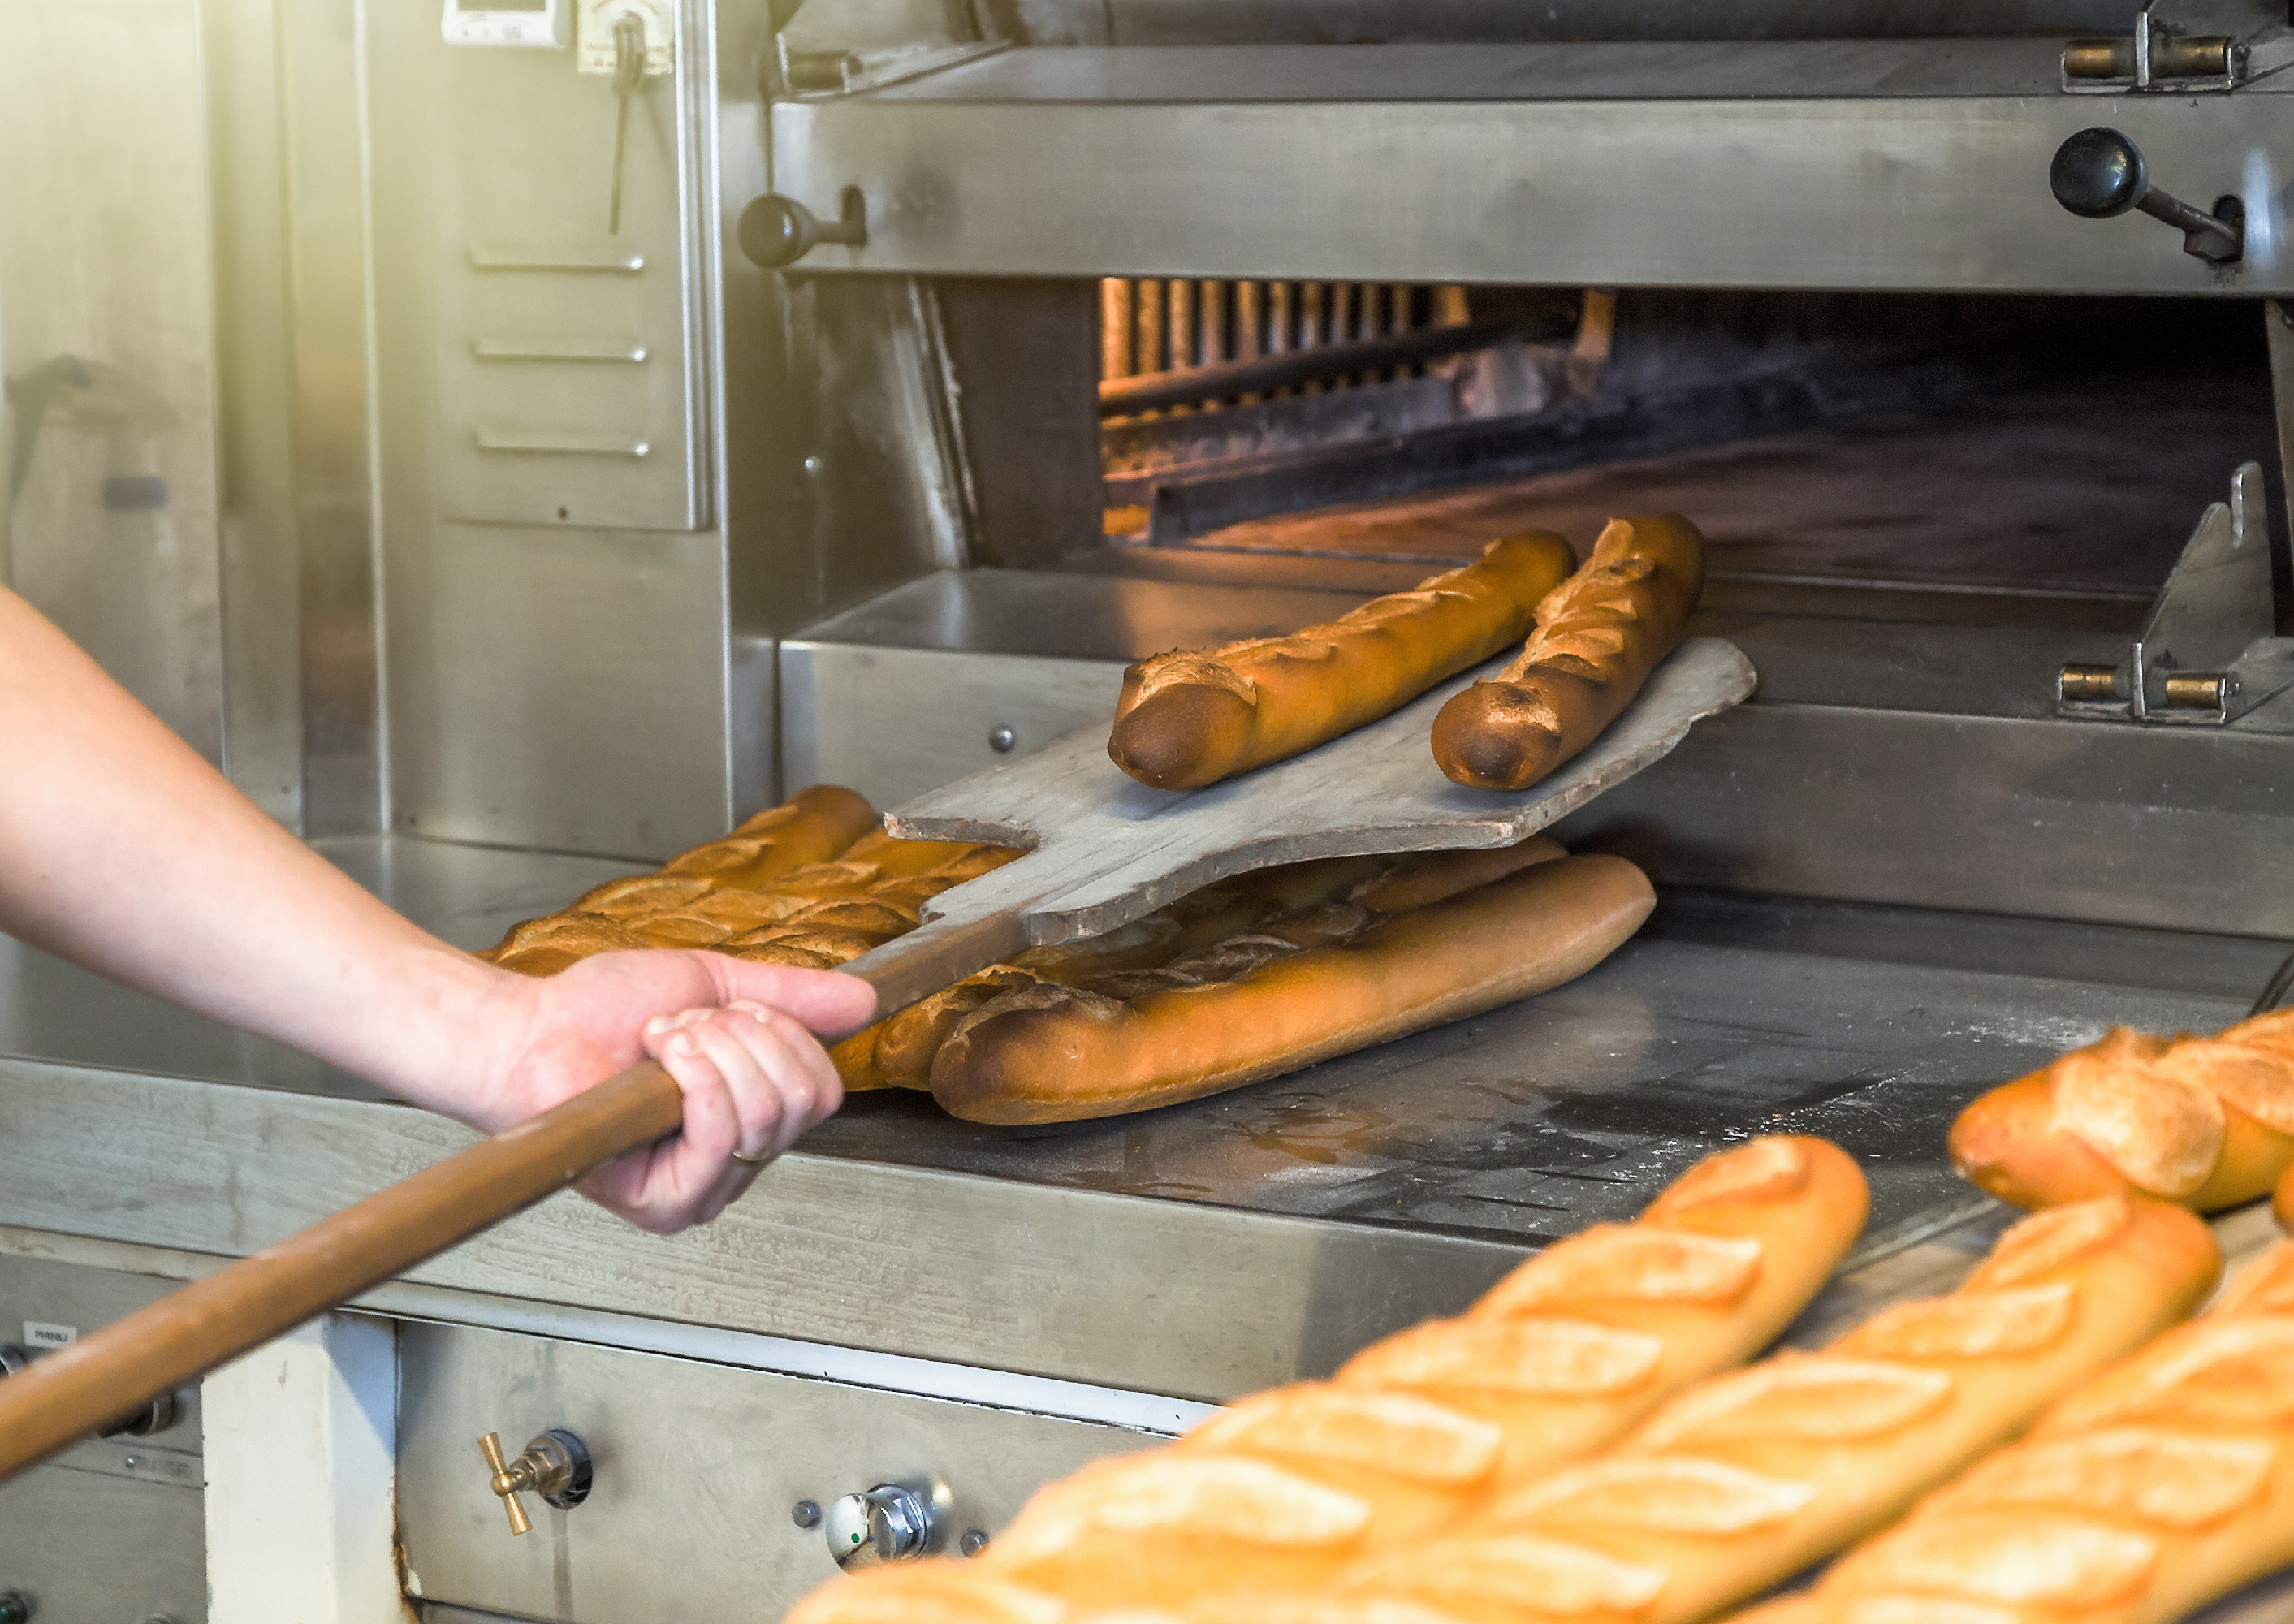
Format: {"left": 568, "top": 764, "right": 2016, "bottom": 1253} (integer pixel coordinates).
{"left": 2058, "top": 461, "right": 2294, "bottom": 726}
{"left": 774, "top": 0, "right": 1009, "bottom": 98}
{"left": 2060, "top": 2, "right": 2294, "bottom": 93}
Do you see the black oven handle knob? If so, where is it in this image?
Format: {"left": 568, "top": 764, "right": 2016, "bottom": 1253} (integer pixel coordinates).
{"left": 738, "top": 187, "right": 869, "bottom": 270}
{"left": 2050, "top": 127, "right": 2244, "bottom": 263}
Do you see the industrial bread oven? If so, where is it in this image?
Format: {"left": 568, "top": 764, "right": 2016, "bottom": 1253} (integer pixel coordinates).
{"left": 8, "top": 1, "right": 2294, "bottom": 1619}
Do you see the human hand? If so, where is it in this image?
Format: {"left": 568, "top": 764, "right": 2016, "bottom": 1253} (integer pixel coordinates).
{"left": 461, "top": 949, "right": 877, "bottom": 1233}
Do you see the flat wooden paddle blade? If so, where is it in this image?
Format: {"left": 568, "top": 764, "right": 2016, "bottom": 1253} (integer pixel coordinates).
{"left": 0, "top": 1060, "right": 684, "bottom": 1484}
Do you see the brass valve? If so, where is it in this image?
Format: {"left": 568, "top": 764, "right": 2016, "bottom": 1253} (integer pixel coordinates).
{"left": 477, "top": 1430, "right": 592, "bottom": 1536}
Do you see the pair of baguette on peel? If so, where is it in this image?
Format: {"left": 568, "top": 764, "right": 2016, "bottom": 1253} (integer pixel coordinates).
{"left": 914, "top": 845, "right": 1655, "bottom": 1125}
{"left": 783, "top": 1135, "right": 1873, "bottom": 1624}
{"left": 1108, "top": 532, "right": 1579, "bottom": 791}
{"left": 1432, "top": 514, "right": 1706, "bottom": 793}
{"left": 1735, "top": 1234, "right": 2294, "bottom": 1624}
{"left": 1325, "top": 1193, "right": 2216, "bottom": 1624}
{"left": 1950, "top": 1009, "right": 2294, "bottom": 1216}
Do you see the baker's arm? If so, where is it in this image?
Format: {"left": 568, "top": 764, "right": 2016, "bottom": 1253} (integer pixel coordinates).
{"left": 0, "top": 585, "right": 875, "bottom": 1233}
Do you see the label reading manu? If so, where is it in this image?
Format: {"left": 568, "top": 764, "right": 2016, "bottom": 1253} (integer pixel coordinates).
{"left": 23, "top": 1321, "right": 76, "bottom": 1349}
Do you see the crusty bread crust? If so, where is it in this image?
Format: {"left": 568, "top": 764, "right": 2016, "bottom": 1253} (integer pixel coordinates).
{"left": 1739, "top": 1237, "right": 2294, "bottom": 1624}
{"left": 874, "top": 840, "right": 1567, "bottom": 1091}
{"left": 1432, "top": 515, "right": 1705, "bottom": 793}
{"left": 1108, "top": 532, "right": 1577, "bottom": 790}
{"left": 928, "top": 854, "right": 1656, "bottom": 1125}
{"left": 1951, "top": 1016, "right": 2294, "bottom": 1213}
{"left": 937, "top": 1138, "right": 1866, "bottom": 1617}
{"left": 1343, "top": 1194, "right": 2219, "bottom": 1624}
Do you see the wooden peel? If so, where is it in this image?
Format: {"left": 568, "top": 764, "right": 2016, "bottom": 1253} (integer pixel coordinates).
{"left": 0, "top": 637, "right": 1752, "bottom": 1483}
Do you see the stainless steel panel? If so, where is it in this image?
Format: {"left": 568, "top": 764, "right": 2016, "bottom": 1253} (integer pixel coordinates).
{"left": 768, "top": 46, "right": 2294, "bottom": 290}
{"left": 374, "top": 6, "right": 707, "bottom": 532}
{"left": 395, "top": 1323, "right": 1154, "bottom": 1622}
{"left": 387, "top": 519, "right": 734, "bottom": 859}
{"left": 0, "top": 0, "right": 227, "bottom": 761}
{"left": 1553, "top": 699, "right": 2294, "bottom": 938}
{"left": 0, "top": 1256, "right": 206, "bottom": 1624}
{"left": 369, "top": 4, "right": 738, "bottom": 856}
{"left": 0, "top": 1056, "right": 1529, "bottom": 1401}
{"left": 783, "top": 643, "right": 1125, "bottom": 808}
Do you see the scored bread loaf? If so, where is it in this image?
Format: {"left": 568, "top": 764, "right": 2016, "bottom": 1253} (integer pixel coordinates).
{"left": 793, "top": 1138, "right": 1860, "bottom": 1622}
{"left": 1108, "top": 532, "right": 1578, "bottom": 791}
{"left": 875, "top": 840, "right": 1568, "bottom": 1091}
{"left": 1336, "top": 1194, "right": 2220, "bottom": 1624}
{"left": 927, "top": 853, "right": 1654, "bottom": 1125}
{"left": 1431, "top": 515, "right": 1704, "bottom": 793}
{"left": 1732, "top": 1236, "right": 2294, "bottom": 1624}
{"left": 1950, "top": 1009, "right": 2294, "bottom": 1213}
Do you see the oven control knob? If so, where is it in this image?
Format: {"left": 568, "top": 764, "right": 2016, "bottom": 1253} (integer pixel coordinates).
{"left": 477, "top": 1430, "right": 592, "bottom": 1537}
{"left": 0, "top": 1344, "right": 28, "bottom": 1378}
{"left": 737, "top": 186, "right": 868, "bottom": 270}
{"left": 824, "top": 1483, "right": 936, "bottom": 1570}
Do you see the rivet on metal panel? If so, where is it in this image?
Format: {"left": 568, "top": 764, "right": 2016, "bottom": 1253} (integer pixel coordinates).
{"left": 792, "top": 1499, "right": 823, "bottom": 1529}
{"left": 961, "top": 1529, "right": 991, "bottom": 1557}
{"left": 988, "top": 726, "right": 1016, "bottom": 754}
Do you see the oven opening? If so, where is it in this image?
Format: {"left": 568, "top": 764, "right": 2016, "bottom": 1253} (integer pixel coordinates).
{"left": 1078, "top": 280, "right": 2283, "bottom": 632}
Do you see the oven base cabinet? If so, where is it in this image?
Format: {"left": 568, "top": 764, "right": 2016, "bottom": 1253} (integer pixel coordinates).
{"left": 394, "top": 1321, "right": 1160, "bottom": 1622}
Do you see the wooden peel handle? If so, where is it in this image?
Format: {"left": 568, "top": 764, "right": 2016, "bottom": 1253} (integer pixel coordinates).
{"left": 0, "top": 1059, "right": 685, "bottom": 1484}
{"left": 841, "top": 907, "right": 1031, "bottom": 1017}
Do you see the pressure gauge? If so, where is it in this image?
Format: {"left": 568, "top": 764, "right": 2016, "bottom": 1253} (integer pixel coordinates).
{"left": 441, "top": 0, "right": 572, "bottom": 48}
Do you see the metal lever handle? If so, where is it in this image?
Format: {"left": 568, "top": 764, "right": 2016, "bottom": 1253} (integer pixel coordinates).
{"left": 478, "top": 1429, "right": 593, "bottom": 1537}
{"left": 824, "top": 1483, "right": 938, "bottom": 1570}
{"left": 737, "top": 186, "right": 868, "bottom": 270}
{"left": 2050, "top": 127, "right": 2244, "bottom": 263}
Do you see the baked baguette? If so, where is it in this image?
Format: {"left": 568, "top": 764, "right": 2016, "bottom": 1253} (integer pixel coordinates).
{"left": 875, "top": 840, "right": 1568, "bottom": 1091}
{"left": 1109, "top": 532, "right": 1578, "bottom": 791}
{"left": 928, "top": 853, "right": 1655, "bottom": 1125}
{"left": 1340, "top": 1194, "right": 2219, "bottom": 1624}
{"left": 953, "top": 1138, "right": 1865, "bottom": 1614}
{"left": 1951, "top": 1011, "right": 2294, "bottom": 1213}
{"left": 1432, "top": 515, "right": 1704, "bottom": 793}
{"left": 1731, "top": 1236, "right": 2294, "bottom": 1624}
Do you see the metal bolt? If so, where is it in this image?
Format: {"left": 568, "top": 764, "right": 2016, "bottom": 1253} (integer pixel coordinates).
{"left": 987, "top": 726, "right": 1016, "bottom": 754}
{"left": 801, "top": 455, "right": 824, "bottom": 476}
{"left": 960, "top": 1529, "right": 991, "bottom": 1558}
{"left": 791, "top": 1498, "right": 823, "bottom": 1529}
{"left": 121, "top": 1455, "right": 140, "bottom": 1469}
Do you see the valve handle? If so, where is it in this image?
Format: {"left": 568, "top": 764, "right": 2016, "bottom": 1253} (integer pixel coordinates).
{"left": 2049, "top": 128, "right": 2244, "bottom": 262}
{"left": 478, "top": 1432, "right": 532, "bottom": 1536}
{"left": 737, "top": 187, "right": 868, "bottom": 270}
{"left": 2050, "top": 127, "right": 2149, "bottom": 218}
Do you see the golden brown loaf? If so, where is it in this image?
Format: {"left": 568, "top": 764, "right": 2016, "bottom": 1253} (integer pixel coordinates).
{"left": 873, "top": 839, "right": 1568, "bottom": 1092}
{"left": 1108, "top": 532, "right": 1578, "bottom": 791}
{"left": 1337, "top": 1194, "right": 2220, "bottom": 1624}
{"left": 883, "top": 1137, "right": 1865, "bottom": 1618}
{"left": 1431, "top": 515, "right": 1705, "bottom": 793}
{"left": 927, "top": 853, "right": 1655, "bottom": 1125}
{"left": 1950, "top": 1009, "right": 2294, "bottom": 1212}
{"left": 1733, "top": 1237, "right": 2294, "bottom": 1624}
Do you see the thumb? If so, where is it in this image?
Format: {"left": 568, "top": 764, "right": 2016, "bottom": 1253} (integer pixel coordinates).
{"left": 708, "top": 958, "right": 878, "bottom": 1035}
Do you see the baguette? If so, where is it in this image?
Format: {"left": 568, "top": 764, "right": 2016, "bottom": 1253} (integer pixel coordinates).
{"left": 948, "top": 1138, "right": 1865, "bottom": 1614}
{"left": 1734, "top": 1236, "right": 2294, "bottom": 1624}
{"left": 1109, "top": 532, "right": 1578, "bottom": 791}
{"left": 1950, "top": 1011, "right": 2294, "bottom": 1213}
{"left": 875, "top": 840, "right": 1567, "bottom": 1091}
{"left": 1338, "top": 1194, "right": 2219, "bottom": 1624}
{"left": 1432, "top": 516, "right": 1704, "bottom": 793}
{"left": 928, "top": 853, "right": 1654, "bottom": 1125}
